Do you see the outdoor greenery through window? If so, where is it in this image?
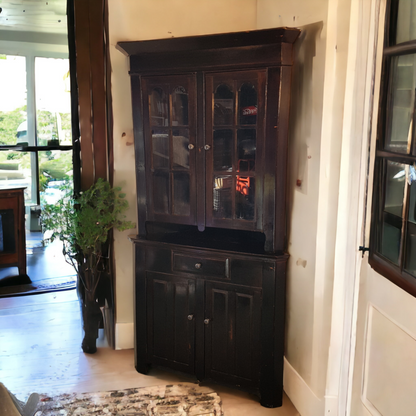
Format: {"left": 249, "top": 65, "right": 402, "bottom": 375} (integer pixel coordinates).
{"left": 0, "top": 54, "right": 73, "bottom": 215}
{"left": 370, "top": 0, "right": 416, "bottom": 296}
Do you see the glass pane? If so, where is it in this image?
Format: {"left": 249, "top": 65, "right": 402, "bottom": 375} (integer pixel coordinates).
{"left": 405, "top": 222, "right": 416, "bottom": 276}
{"left": 172, "top": 86, "right": 188, "bottom": 126}
{"left": 396, "top": 0, "right": 416, "bottom": 44}
{"left": 152, "top": 130, "right": 169, "bottom": 169}
{"left": 409, "top": 166, "right": 416, "bottom": 223}
{"left": 173, "top": 172, "right": 190, "bottom": 216}
{"left": 39, "top": 150, "right": 73, "bottom": 205}
{"left": 384, "top": 161, "right": 406, "bottom": 217}
{"left": 381, "top": 216, "right": 402, "bottom": 264}
{"left": 239, "top": 82, "right": 257, "bottom": 125}
{"left": 386, "top": 55, "right": 416, "bottom": 153}
{"left": 150, "top": 87, "right": 168, "bottom": 126}
{"left": 213, "top": 129, "right": 233, "bottom": 171}
{"left": 214, "top": 84, "right": 234, "bottom": 125}
{"left": 213, "top": 175, "right": 232, "bottom": 219}
{"left": 0, "top": 55, "right": 27, "bottom": 146}
{"left": 153, "top": 171, "right": 169, "bottom": 214}
{"left": 236, "top": 176, "right": 255, "bottom": 220}
{"left": 0, "top": 150, "right": 33, "bottom": 202}
{"left": 237, "top": 129, "right": 256, "bottom": 172}
{"left": 172, "top": 130, "right": 189, "bottom": 169}
{"left": 35, "top": 57, "right": 72, "bottom": 146}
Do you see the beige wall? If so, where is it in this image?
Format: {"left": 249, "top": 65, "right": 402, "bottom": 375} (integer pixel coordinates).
{"left": 257, "top": 0, "right": 333, "bottom": 397}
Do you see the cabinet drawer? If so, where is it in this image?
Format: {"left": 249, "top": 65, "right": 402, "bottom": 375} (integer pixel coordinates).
{"left": 173, "top": 252, "right": 229, "bottom": 279}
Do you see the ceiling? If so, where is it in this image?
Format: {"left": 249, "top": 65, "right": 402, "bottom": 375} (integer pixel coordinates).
{"left": 0, "top": 0, "right": 67, "bottom": 34}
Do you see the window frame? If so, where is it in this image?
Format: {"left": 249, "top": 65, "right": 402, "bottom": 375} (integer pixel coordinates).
{"left": 369, "top": 0, "right": 416, "bottom": 297}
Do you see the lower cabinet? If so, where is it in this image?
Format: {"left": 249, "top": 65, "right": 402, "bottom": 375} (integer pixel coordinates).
{"left": 133, "top": 238, "right": 288, "bottom": 408}
{"left": 204, "top": 281, "right": 262, "bottom": 388}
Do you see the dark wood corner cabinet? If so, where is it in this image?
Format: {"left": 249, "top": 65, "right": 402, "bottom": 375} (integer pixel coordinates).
{"left": 118, "top": 27, "right": 300, "bottom": 408}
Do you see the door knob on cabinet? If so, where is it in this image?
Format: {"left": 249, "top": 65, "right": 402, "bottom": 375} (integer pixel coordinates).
{"left": 203, "top": 144, "right": 211, "bottom": 150}
{"left": 194, "top": 262, "right": 202, "bottom": 269}
{"left": 188, "top": 144, "right": 194, "bottom": 150}
{"left": 204, "top": 318, "right": 210, "bottom": 325}
{"left": 188, "top": 314, "right": 194, "bottom": 321}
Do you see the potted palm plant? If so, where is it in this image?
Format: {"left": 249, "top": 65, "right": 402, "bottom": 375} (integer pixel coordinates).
{"left": 41, "top": 178, "right": 135, "bottom": 353}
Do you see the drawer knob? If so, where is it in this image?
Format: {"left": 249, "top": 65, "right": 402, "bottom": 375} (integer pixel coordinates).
{"left": 204, "top": 144, "right": 211, "bottom": 151}
{"left": 204, "top": 318, "right": 210, "bottom": 325}
{"left": 188, "top": 314, "right": 194, "bottom": 321}
{"left": 194, "top": 262, "right": 202, "bottom": 269}
{"left": 188, "top": 144, "right": 194, "bottom": 150}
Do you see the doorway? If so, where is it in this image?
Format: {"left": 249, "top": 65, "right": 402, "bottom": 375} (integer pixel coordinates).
{"left": 0, "top": 53, "right": 77, "bottom": 296}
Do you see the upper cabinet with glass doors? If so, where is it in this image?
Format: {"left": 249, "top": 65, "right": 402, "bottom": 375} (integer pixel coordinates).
{"left": 119, "top": 27, "right": 300, "bottom": 253}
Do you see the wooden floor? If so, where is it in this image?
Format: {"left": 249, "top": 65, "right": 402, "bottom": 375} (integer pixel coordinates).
{"left": 0, "top": 290, "right": 300, "bottom": 416}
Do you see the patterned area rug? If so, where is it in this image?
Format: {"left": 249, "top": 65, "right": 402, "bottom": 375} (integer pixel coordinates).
{"left": 34, "top": 383, "right": 223, "bottom": 415}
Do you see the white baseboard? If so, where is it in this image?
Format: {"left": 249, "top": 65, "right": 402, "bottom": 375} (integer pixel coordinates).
{"left": 284, "top": 357, "right": 325, "bottom": 416}
{"left": 115, "top": 322, "right": 134, "bottom": 350}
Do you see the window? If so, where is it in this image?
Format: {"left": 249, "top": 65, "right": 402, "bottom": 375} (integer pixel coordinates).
{"left": 0, "top": 54, "right": 73, "bottom": 211}
{"left": 370, "top": 0, "right": 416, "bottom": 296}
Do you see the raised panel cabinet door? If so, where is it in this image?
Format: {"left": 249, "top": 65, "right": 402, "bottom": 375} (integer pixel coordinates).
{"left": 205, "top": 70, "right": 266, "bottom": 232}
{"left": 142, "top": 75, "right": 197, "bottom": 225}
{"left": 204, "top": 280, "right": 262, "bottom": 388}
{"left": 146, "top": 272, "right": 196, "bottom": 374}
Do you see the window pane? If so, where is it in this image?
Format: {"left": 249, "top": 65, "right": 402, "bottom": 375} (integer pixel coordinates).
{"left": 0, "top": 150, "right": 34, "bottom": 202}
{"left": 409, "top": 167, "right": 416, "bottom": 223}
{"left": 236, "top": 176, "right": 255, "bottom": 220}
{"left": 405, "top": 222, "right": 416, "bottom": 276}
{"left": 239, "top": 82, "right": 257, "bottom": 125}
{"left": 152, "top": 130, "right": 169, "bottom": 169}
{"left": 213, "top": 175, "right": 232, "bottom": 219}
{"left": 153, "top": 171, "right": 169, "bottom": 214}
{"left": 384, "top": 161, "right": 406, "bottom": 216}
{"left": 173, "top": 172, "right": 190, "bottom": 216}
{"left": 380, "top": 161, "right": 406, "bottom": 264}
{"left": 171, "top": 86, "right": 188, "bottom": 126}
{"left": 35, "top": 57, "right": 71, "bottom": 146}
{"left": 149, "top": 87, "right": 168, "bottom": 127}
{"left": 237, "top": 129, "right": 256, "bottom": 172}
{"left": 214, "top": 84, "right": 234, "bottom": 126}
{"left": 38, "top": 150, "right": 73, "bottom": 205}
{"left": 213, "top": 129, "right": 233, "bottom": 171}
{"left": 0, "top": 55, "right": 27, "bottom": 146}
{"left": 385, "top": 55, "right": 416, "bottom": 153}
{"left": 396, "top": 0, "right": 416, "bottom": 44}
{"left": 172, "top": 130, "right": 189, "bottom": 169}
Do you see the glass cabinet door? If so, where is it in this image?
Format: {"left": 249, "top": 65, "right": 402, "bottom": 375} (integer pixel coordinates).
{"left": 142, "top": 75, "right": 197, "bottom": 224}
{"left": 205, "top": 71, "right": 266, "bottom": 230}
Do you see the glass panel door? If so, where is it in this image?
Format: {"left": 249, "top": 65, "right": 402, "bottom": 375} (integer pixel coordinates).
{"left": 143, "top": 75, "right": 196, "bottom": 223}
{"left": 205, "top": 71, "right": 265, "bottom": 229}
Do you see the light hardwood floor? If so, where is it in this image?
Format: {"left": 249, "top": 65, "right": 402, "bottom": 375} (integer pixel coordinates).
{"left": 0, "top": 290, "right": 300, "bottom": 416}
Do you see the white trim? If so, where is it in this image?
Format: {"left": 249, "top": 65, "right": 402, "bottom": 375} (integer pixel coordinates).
{"left": 115, "top": 322, "right": 134, "bottom": 350}
{"left": 325, "top": 1, "right": 386, "bottom": 416}
{"left": 284, "top": 357, "right": 324, "bottom": 416}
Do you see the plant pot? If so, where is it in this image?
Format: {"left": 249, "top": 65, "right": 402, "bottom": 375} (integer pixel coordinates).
{"left": 81, "top": 296, "right": 102, "bottom": 354}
